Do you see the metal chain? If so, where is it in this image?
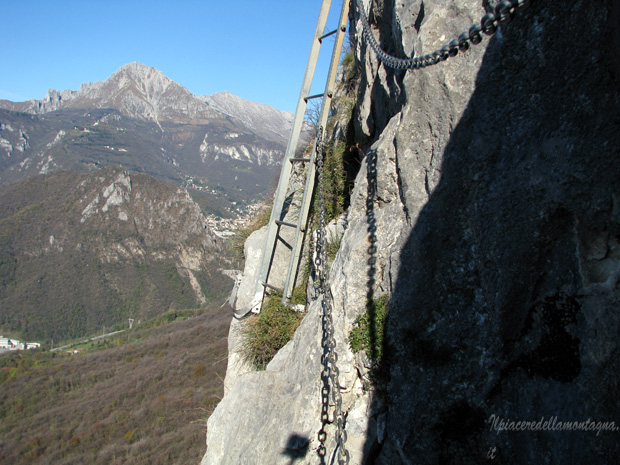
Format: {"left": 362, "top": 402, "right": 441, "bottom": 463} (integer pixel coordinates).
{"left": 309, "top": 1, "right": 532, "bottom": 460}
{"left": 354, "top": 0, "right": 532, "bottom": 69}
{"left": 314, "top": 127, "right": 349, "bottom": 465}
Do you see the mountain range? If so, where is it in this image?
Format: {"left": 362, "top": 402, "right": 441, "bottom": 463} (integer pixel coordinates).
{"left": 0, "top": 62, "right": 293, "bottom": 216}
{"left": 0, "top": 62, "right": 296, "bottom": 342}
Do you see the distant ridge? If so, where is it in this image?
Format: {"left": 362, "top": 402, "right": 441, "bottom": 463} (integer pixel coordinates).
{"left": 201, "top": 91, "right": 293, "bottom": 141}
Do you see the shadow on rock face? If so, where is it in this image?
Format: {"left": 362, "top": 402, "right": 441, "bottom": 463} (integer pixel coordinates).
{"left": 362, "top": 0, "right": 620, "bottom": 463}
{"left": 282, "top": 433, "right": 310, "bottom": 464}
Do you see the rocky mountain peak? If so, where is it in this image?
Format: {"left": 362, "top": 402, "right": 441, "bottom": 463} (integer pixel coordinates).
{"left": 79, "top": 62, "right": 218, "bottom": 124}
{"left": 2, "top": 62, "right": 219, "bottom": 124}
{"left": 114, "top": 61, "right": 167, "bottom": 82}
{"left": 101, "top": 62, "right": 173, "bottom": 100}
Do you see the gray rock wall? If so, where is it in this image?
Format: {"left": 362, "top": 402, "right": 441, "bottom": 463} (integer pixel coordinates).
{"left": 202, "top": 0, "right": 620, "bottom": 463}
{"left": 360, "top": 0, "right": 620, "bottom": 463}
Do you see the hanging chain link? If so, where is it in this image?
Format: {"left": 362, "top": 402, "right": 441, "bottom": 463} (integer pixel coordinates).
{"left": 355, "top": 0, "right": 532, "bottom": 69}
{"left": 314, "top": 126, "right": 349, "bottom": 465}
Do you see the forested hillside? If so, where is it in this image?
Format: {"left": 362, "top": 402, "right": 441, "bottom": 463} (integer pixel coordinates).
{"left": 0, "top": 305, "right": 229, "bottom": 464}
{"left": 0, "top": 168, "right": 232, "bottom": 342}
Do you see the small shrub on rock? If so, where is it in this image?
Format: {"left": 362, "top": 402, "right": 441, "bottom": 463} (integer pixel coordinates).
{"left": 241, "top": 294, "right": 304, "bottom": 370}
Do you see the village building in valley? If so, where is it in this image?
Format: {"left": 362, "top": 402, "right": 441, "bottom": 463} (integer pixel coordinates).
{"left": 0, "top": 336, "right": 40, "bottom": 352}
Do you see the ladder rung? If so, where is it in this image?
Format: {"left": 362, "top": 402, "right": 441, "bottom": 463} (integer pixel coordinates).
{"left": 290, "top": 157, "right": 311, "bottom": 163}
{"left": 275, "top": 219, "right": 298, "bottom": 229}
{"left": 262, "top": 282, "right": 284, "bottom": 294}
{"left": 318, "top": 29, "right": 338, "bottom": 42}
{"left": 304, "top": 93, "right": 324, "bottom": 102}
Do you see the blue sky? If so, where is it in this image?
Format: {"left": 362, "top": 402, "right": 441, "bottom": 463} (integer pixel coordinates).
{"left": 0, "top": 0, "right": 346, "bottom": 113}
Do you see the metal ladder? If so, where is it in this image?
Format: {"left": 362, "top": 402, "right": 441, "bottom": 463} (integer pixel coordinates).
{"left": 247, "top": 0, "right": 350, "bottom": 314}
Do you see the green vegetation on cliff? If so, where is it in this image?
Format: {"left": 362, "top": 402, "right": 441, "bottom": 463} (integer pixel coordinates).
{"left": 240, "top": 293, "right": 304, "bottom": 370}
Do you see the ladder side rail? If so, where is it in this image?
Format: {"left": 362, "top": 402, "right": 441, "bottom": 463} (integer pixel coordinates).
{"left": 252, "top": 0, "right": 334, "bottom": 311}
{"left": 282, "top": 0, "right": 351, "bottom": 302}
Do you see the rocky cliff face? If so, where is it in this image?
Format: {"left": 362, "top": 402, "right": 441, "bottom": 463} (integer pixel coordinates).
{"left": 203, "top": 1, "right": 620, "bottom": 464}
